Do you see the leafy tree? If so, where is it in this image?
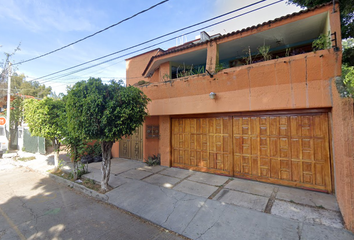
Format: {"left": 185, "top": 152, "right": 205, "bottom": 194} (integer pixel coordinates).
{"left": 287, "top": 0, "right": 354, "bottom": 66}
{"left": 11, "top": 73, "right": 52, "bottom": 98}
{"left": 342, "top": 64, "right": 354, "bottom": 96}
{"left": 60, "top": 93, "right": 86, "bottom": 180}
{"left": 24, "top": 97, "right": 65, "bottom": 169}
{"left": 66, "top": 78, "right": 150, "bottom": 191}
{"left": 343, "top": 38, "right": 354, "bottom": 66}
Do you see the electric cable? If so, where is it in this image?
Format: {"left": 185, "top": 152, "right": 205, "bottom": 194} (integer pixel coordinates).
{"left": 36, "top": 0, "right": 284, "bottom": 83}
{"left": 33, "top": 0, "right": 272, "bottom": 82}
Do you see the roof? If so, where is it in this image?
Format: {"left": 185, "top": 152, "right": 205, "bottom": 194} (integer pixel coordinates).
{"left": 125, "top": 48, "right": 164, "bottom": 61}
{"left": 141, "top": 1, "right": 334, "bottom": 76}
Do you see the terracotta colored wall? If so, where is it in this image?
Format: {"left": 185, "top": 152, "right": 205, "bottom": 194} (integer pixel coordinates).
{"left": 331, "top": 79, "right": 354, "bottom": 232}
{"left": 159, "top": 62, "right": 170, "bottom": 82}
{"left": 159, "top": 115, "right": 171, "bottom": 167}
{"left": 111, "top": 141, "right": 119, "bottom": 158}
{"left": 143, "top": 116, "right": 159, "bottom": 161}
{"left": 126, "top": 49, "right": 160, "bottom": 85}
{"left": 140, "top": 49, "right": 340, "bottom": 116}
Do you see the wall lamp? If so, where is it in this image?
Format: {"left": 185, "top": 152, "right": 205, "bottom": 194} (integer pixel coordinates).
{"left": 209, "top": 92, "right": 216, "bottom": 99}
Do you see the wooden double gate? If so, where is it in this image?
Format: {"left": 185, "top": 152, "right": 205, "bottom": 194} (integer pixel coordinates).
{"left": 119, "top": 126, "right": 143, "bottom": 161}
{"left": 171, "top": 111, "right": 332, "bottom": 193}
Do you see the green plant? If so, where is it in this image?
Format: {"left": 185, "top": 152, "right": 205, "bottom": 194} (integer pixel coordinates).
{"left": 137, "top": 80, "right": 147, "bottom": 85}
{"left": 84, "top": 178, "right": 95, "bottom": 185}
{"left": 285, "top": 48, "right": 291, "bottom": 57}
{"left": 24, "top": 97, "right": 65, "bottom": 170}
{"left": 145, "top": 154, "right": 161, "bottom": 166}
{"left": 71, "top": 161, "right": 88, "bottom": 179}
{"left": 258, "top": 44, "right": 272, "bottom": 61}
{"left": 214, "top": 63, "right": 225, "bottom": 73}
{"left": 92, "top": 141, "right": 102, "bottom": 157}
{"left": 58, "top": 159, "right": 65, "bottom": 170}
{"left": 243, "top": 46, "right": 253, "bottom": 65}
{"left": 21, "top": 147, "right": 26, "bottom": 152}
{"left": 17, "top": 156, "right": 36, "bottom": 161}
{"left": 162, "top": 73, "right": 171, "bottom": 81}
{"left": 312, "top": 32, "right": 331, "bottom": 52}
{"left": 195, "top": 66, "right": 205, "bottom": 75}
{"left": 340, "top": 64, "right": 354, "bottom": 97}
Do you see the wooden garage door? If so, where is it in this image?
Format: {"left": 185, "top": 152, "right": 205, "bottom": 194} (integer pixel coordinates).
{"left": 171, "top": 112, "right": 332, "bottom": 192}
{"left": 172, "top": 118, "right": 233, "bottom": 176}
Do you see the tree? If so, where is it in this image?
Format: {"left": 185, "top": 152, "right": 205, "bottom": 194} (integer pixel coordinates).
{"left": 66, "top": 78, "right": 150, "bottom": 191}
{"left": 11, "top": 73, "right": 52, "bottom": 98}
{"left": 343, "top": 38, "right": 354, "bottom": 66}
{"left": 287, "top": 0, "right": 354, "bottom": 66}
{"left": 24, "top": 97, "right": 65, "bottom": 169}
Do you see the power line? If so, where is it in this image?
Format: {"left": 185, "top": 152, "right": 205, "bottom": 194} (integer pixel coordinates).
{"left": 42, "top": 0, "right": 286, "bottom": 83}
{"left": 32, "top": 0, "right": 270, "bottom": 82}
{"left": 13, "top": 0, "right": 169, "bottom": 66}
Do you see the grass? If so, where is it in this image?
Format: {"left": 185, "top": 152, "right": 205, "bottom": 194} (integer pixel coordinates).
{"left": 17, "top": 156, "right": 36, "bottom": 161}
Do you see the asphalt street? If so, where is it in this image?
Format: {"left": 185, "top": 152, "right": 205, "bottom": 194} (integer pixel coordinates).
{"left": 0, "top": 163, "right": 186, "bottom": 240}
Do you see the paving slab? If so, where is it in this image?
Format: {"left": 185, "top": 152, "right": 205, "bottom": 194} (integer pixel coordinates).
{"left": 276, "top": 186, "right": 340, "bottom": 211}
{"left": 224, "top": 178, "right": 275, "bottom": 197}
{"left": 214, "top": 189, "right": 268, "bottom": 212}
{"left": 110, "top": 160, "right": 145, "bottom": 174}
{"left": 173, "top": 180, "right": 218, "bottom": 198}
{"left": 301, "top": 222, "right": 354, "bottom": 240}
{"left": 88, "top": 162, "right": 102, "bottom": 170}
{"left": 183, "top": 199, "right": 300, "bottom": 240}
{"left": 143, "top": 174, "right": 180, "bottom": 188}
{"left": 159, "top": 167, "right": 194, "bottom": 179}
{"left": 119, "top": 169, "right": 153, "bottom": 180}
{"left": 271, "top": 200, "right": 344, "bottom": 229}
{"left": 82, "top": 168, "right": 102, "bottom": 183}
{"left": 108, "top": 175, "right": 132, "bottom": 188}
{"left": 136, "top": 165, "right": 166, "bottom": 173}
{"left": 106, "top": 180, "right": 206, "bottom": 234}
{"left": 187, "top": 171, "right": 229, "bottom": 186}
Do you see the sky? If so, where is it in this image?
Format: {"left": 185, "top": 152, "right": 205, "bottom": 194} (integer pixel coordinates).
{"left": 0, "top": 0, "right": 302, "bottom": 94}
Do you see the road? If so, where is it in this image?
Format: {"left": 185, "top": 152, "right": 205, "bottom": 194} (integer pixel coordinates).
{"left": 0, "top": 163, "right": 185, "bottom": 240}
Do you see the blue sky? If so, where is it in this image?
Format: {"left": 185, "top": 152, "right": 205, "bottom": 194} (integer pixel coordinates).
{"left": 0, "top": 0, "right": 301, "bottom": 94}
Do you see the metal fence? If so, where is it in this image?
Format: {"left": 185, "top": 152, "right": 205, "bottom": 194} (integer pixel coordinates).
{"left": 23, "top": 128, "right": 46, "bottom": 154}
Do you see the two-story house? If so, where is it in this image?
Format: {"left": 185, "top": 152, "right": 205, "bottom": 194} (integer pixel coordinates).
{"left": 112, "top": 2, "right": 354, "bottom": 232}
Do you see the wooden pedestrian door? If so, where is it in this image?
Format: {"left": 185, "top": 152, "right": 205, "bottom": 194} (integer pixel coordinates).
{"left": 119, "top": 126, "right": 143, "bottom": 161}
{"left": 172, "top": 112, "right": 332, "bottom": 193}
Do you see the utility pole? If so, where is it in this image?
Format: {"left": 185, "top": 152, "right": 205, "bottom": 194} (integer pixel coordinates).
{"left": 6, "top": 62, "right": 11, "bottom": 140}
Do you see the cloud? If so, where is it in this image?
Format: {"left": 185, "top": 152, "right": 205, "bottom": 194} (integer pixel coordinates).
{"left": 0, "top": 0, "right": 98, "bottom": 32}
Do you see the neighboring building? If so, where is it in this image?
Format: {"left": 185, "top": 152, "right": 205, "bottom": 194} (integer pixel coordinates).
{"left": 112, "top": 3, "right": 354, "bottom": 232}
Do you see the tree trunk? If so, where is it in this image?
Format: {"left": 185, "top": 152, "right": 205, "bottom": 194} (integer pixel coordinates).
{"left": 52, "top": 138, "right": 60, "bottom": 170}
{"left": 72, "top": 145, "right": 78, "bottom": 180}
{"left": 101, "top": 141, "right": 114, "bottom": 191}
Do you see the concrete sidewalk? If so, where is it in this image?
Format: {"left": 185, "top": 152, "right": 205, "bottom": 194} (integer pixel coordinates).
{"left": 3, "top": 151, "right": 354, "bottom": 240}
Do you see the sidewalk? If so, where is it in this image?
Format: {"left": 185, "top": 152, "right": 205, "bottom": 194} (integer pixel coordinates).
{"left": 4, "top": 151, "right": 354, "bottom": 240}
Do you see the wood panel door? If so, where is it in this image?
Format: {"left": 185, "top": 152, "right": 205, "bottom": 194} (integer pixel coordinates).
{"left": 172, "top": 117, "right": 233, "bottom": 176}
{"left": 119, "top": 126, "right": 143, "bottom": 161}
{"left": 233, "top": 113, "right": 331, "bottom": 192}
